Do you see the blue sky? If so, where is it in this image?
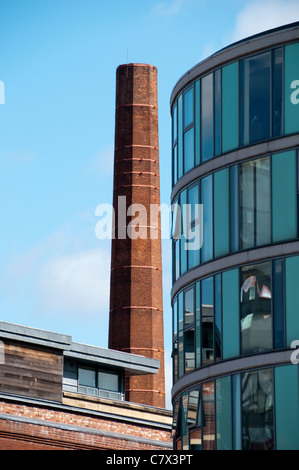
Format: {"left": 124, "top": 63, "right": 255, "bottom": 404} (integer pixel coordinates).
{"left": 0, "top": 0, "right": 298, "bottom": 407}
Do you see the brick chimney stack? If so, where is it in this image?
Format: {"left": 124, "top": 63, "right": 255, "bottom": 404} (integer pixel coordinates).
{"left": 108, "top": 64, "right": 165, "bottom": 408}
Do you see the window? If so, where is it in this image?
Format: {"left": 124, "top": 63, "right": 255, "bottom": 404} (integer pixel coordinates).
{"left": 201, "top": 277, "right": 214, "bottom": 365}
{"left": 241, "top": 369, "right": 274, "bottom": 450}
{"left": 201, "top": 175, "right": 213, "bottom": 262}
{"left": 239, "top": 157, "right": 271, "bottom": 250}
{"left": 184, "top": 287, "right": 195, "bottom": 373}
{"left": 240, "top": 52, "right": 271, "bottom": 145}
{"left": 240, "top": 262, "right": 272, "bottom": 355}
{"left": 79, "top": 367, "right": 96, "bottom": 388}
{"left": 201, "top": 73, "right": 214, "bottom": 161}
{"left": 98, "top": 371, "right": 119, "bottom": 392}
{"left": 272, "top": 47, "right": 283, "bottom": 137}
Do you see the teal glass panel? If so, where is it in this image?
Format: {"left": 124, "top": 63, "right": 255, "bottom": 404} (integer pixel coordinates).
{"left": 232, "top": 374, "right": 242, "bottom": 450}
{"left": 187, "top": 184, "right": 200, "bottom": 269}
{"left": 195, "top": 80, "right": 200, "bottom": 166}
{"left": 272, "top": 150, "right": 296, "bottom": 242}
{"left": 273, "top": 259, "right": 285, "bottom": 349}
{"left": 178, "top": 292, "right": 184, "bottom": 378}
{"left": 285, "top": 255, "right": 299, "bottom": 346}
{"left": 173, "top": 144, "right": 177, "bottom": 187}
{"left": 184, "top": 87, "right": 194, "bottom": 128}
{"left": 180, "top": 190, "right": 187, "bottom": 274}
{"left": 201, "top": 175, "right": 213, "bottom": 262}
{"left": 222, "top": 269, "right": 239, "bottom": 359}
{"left": 230, "top": 165, "right": 239, "bottom": 252}
{"left": 222, "top": 61, "right": 238, "bottom": 152}
{"left": 216, "top": 376, "right": 232, "bottom": 450}
{"left": 214, "top": 69, "right": 221, "bottom": 156}
{"left": 275, "top": 365, "right": 299, "bottom": 450}
{"left": 214, "top": 273, "right": 222, "bottom": 361}
{"left": 178, "top": 94, "right": 183, "bottom": 178}
{"left": 172, "top": 101, "right": 177, "bottom": 144}
{"left": 273, "top": 47, "right": 283, "bottom": 137}
{"left": 195, "top": 281, "right": 201, "bottom": 368}
{"left": 201, "top": 276, "right": 214, "bottom": 366}
{"left": 285, "top": 42, "right": 299, "bottom": 135}
{"left": 173, "top": 298, "right": 178, "bottom": 382}
{"left": 214, "top": 168, "right": 229, "bottom": 258}
{"left": 201, "top": 73, "right": 214, "bottom": 161}
{"left": 256, "top": 157, "right": 271, "bottom": 246}
{"left": 184, "top": 127, "right": 194, "bottom": 173}
{"left": 240, "top": 52, "right": 271, "bottom": 145}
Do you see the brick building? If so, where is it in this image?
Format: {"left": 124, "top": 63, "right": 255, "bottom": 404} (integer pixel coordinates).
{"left": 0, "top": 322, "right": 172, "bottom": 450}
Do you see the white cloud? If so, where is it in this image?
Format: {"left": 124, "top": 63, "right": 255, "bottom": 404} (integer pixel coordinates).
{"left": 36, "top": 248, "right": 110, "bottom": 318}
{"left": 230, "top": 0, "right": 299, "bottom": 43}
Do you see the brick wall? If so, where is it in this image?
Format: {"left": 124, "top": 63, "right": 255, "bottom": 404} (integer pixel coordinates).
{"left": 0, "top": 400, "right": 172, "bottom": 450}
{"left": 109, "top": 64, "right": 165, "bottom": 408}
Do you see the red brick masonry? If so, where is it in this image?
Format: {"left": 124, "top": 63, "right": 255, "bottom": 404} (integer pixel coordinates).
{"left": 109, "top": 64, "right": 165, "bottom": 408}
{"left": 0, "top": 400, "right": 172, "bottom": 450}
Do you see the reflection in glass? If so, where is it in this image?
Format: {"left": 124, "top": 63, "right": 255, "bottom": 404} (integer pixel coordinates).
{"left": 201, "top": 73, "right": 214, "bottom": 161}
{"left": 203, "top": 382, "right": 215, "bottom": 450}
{"left": 173, "top": 299, "right": 178, "bottom": 382}
{"left": 242, "top": 369, "right": 274, "bottom": 450}
{"left": 178, "top": 292, "right": 184, "bottom": 378}
{"left": 187, "top": 388, "right": 200, "bottom": 427}
{"left": 240, "top": 52, "right": 271, "bottom": 145}
{"left": 240, "top": 262, "right": 272, "bottom": 355}
{"left": 184, "top": 288, "right": 195, "bottom": 372}
{"left": 201, "top": 277, "right": 214, "bottom": 365}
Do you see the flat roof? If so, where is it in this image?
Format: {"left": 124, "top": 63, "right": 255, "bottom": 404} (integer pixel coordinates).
{"left": 0, "top": 321, "right": 160, "bottom": 376}
{"left": 170, "top": 21, "right": 299, "bottom": 108}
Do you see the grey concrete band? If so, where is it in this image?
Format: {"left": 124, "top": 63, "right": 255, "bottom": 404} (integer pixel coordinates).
{"left": 171, "top": 240, "right": 299, "bottom": 300}
{"left": 171, "top": 349, "right": 292, "bottom": 402}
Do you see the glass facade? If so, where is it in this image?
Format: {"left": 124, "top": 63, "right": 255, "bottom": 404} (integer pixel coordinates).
{"left": 171, "top": 25, "right": 299, "bottom": 451}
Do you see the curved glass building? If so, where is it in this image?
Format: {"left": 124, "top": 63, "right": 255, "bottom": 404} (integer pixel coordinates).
{"left": 170, "top": 22, "right": 299, "bottom": 450}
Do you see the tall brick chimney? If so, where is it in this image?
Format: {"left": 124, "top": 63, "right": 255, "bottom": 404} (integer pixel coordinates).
{"left": 108, "top": 63, "right": 165, "bottom": 408}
